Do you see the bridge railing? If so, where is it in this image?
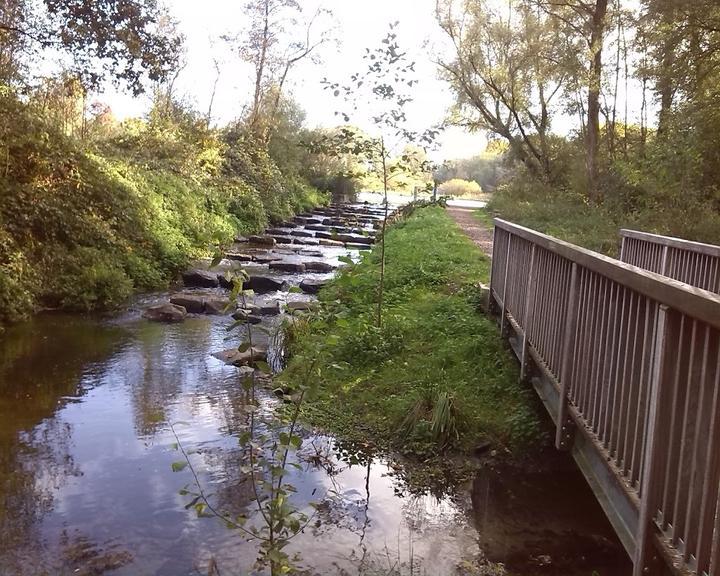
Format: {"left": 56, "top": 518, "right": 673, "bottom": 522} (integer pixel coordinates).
{"left": 490, "top": 218, "right": 720, "bottom": 576}
{"left": 620, "top": 229, "right": 720, "bottom": 293}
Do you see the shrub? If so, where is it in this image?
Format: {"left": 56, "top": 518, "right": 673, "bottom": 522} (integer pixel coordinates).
{"left": 438, "top": 178, "right": 482, "bottom": 197}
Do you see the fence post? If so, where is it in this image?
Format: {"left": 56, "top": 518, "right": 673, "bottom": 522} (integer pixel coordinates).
{"left": 633, "top": 304, "right": 670, "bottom": 576}
{"left": 500, "top": 234, "right": 513, "bottom": 337}
{"left": 555, "top": 263, "right": 579, "bottom": 450}
{"left": 520, "top": 245, "right": 537, "bottom": 380}
{"left": 620, "top": 235, "right": 627, "bottom": 261}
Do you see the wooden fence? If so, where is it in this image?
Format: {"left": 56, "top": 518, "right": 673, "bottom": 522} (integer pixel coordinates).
{"left": 490, "top": 218, "right": 720, "bottom": 576}
{"left": 620, "top": 229, "right": 720, "bottom": 293}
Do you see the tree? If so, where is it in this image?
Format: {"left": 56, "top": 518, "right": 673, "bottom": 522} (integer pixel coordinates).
{"left": 0, "top": 0, "right": 182, "bottom": 94}
{"left": 436, "top": 0, "right": 568, "bottom": 182}
{"left": 228, "top": 0, "right": 333, "bottom": 140}
{"left": 323, "top": 24, "right": 439, "bottom": 327}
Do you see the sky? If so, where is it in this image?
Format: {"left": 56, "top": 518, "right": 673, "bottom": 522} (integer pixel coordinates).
{"left": 102, "top": 0, "right": 488, "bottom": 161}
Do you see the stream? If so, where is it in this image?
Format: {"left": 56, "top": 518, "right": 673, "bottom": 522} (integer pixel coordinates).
{"left": 0, "top": 203, "right": 632, "bottom": 576}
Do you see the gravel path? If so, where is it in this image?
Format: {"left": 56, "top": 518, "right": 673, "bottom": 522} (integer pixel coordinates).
{"left": 446, "top": 206, "right": 494, "bottom": 257}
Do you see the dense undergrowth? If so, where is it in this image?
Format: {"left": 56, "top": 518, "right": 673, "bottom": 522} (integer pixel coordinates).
{"left": 0, "top": 93, "right": 327, "bottom": 325}
{"left": 486, "top": 161, "right": 720, "bottom": 257}
{"left": 281, "top": 206, "right": 543, "bottom": 465}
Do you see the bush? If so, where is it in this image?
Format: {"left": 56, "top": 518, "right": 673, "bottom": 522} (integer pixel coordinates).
{"left": 438, "top": 178, "right": 482, "bottom": 197}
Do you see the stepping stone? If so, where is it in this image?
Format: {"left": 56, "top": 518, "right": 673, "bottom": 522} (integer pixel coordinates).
{"left": 319, "top": 239, "right": 344, "bottom": 247}
{"left": 182, "top": 269, "right": 219, "bottom": 288}
{"left": 304, "top": 261, "right": 335, "bottom": 273}
{"left": 170, "top": 293, "right": 206, "bottom": 313}
{"left": 300, "top": 278, "right": 328, "bottom": 294}
{"left": 143, "top": 303, "right": 187, "bottom": 323}
{"left": 266, "top": 228, "right": 290, "bottom": 235}
{"left": 269, "top": 261, "right": 306, "bottom": 274}
{"left": 345, "top": 243, "right": 372, "bottom": 251}
{"left": 291, "top": 230, "right": 314, "bottom": 238}
{"left": 254, "top": 254, "right": 282, "bottom": 264}
{"left": 293, "top": 238, "right": 320, "bottom": 246}
{"left": 213, "top": 346, "right": 267, "bottom": 366}
{"left": 279, "top": 221, "right": 298, "bottom": 228}
{"left": 232, "top": 309, "right": 262, "bottom": 324}
{"left": 204, "top": 297, "right": 235, "bottom": 315}
{"left": 299, "top": 250, "right": 324, "bottom": 257}
{"left": 271, "top": 236, "right": 293, "bottom": 244}
{"left": 258, "top": 301, "right": 281, "bottom": 315}
{"left": 286, "top": 301, "right": 318, "bottom": 313}
{"left": 244, "top": 276, "right": 288, "bottom": 293}
{"left": 249, "top": 235, "right": 276, "bottom": 246}
{"left": 226, "top": 253, "right": 253, "bottom": 262}
{"left": 336, "top": 234, "right": 373, "bottom": 245}
{"left": 234, "top": 236, "right": 249, "bottom": 243}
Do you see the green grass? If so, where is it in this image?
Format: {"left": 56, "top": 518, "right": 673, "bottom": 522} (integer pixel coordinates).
{"left": 281, "top": 206, "right": 543, "bottom": 465}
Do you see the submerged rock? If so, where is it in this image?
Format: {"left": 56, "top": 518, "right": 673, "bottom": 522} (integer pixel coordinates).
{"left": 182, "top": 269, "right": 220, "bottom": 288}
{"left": 299, "top": 278, "right": 327, "bottom": 294}
{"left": 143, "top": 303, "right": 187, "bottom": 323}
{"left": 204, "top": 297, "right": 234, "bottom": 315}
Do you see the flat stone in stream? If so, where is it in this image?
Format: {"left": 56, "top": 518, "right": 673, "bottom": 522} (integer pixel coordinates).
{"left": 279, "top": 221, "right": 298, "bottom": 228}
{"left": 293, "top": 238, "right": 320, "bottom": 246}
{"left": 345, "top": 243, "right": 372, "bottom": 251}
{"left": 169, "top": 293, "right": 235, "bottom": 315}
{"left": 182, "top": 269, "right": 220, "bottom": 288}
{"left": 204, "top": 296, "right": 235, "bottom": 315}
{"left": 299, "top": 278, "right": 327, "bottom": 294}
{"left": 271, "top": 236, "right": 294, "bottom": 244}
{"left": 258, "top": 301, "right": 281, "bottom": 315}
{"left": 249, "top": 235, "right": 276, "bottom": 246}
{"left": 244, "top": 276, "right": 288, "bottom": 293}
{"left": 304, "top": 261, "right": 336, "bottom": 273}
{"left": 269, "top": 261, "right": 306, "bottom": 274}
{"left": 213, "top": 346, "right": 267, "bottom": 366}
{"left": 299, "top": 250, "right": 324, "bottom": 257}
{"left": 336, "top": 234, "right": 374, "bottom": 245}
{"left": 226, "top": 252, "right": 253, "bottom": 262}
{"left": 170, "top": 293, "right": 205, "bottom": 313}
{"left": 266, "top": 228, "right": 290, "bottom": 235}
{"left": 286, "top": 301, "right": 318, "bottom": 313}
{"left": 290, "top": 230, "right": 314, "bottom": 238}
{"left": 232, "top": 309, "right": 262, "bottom": 324}
{"left": 253, "top": 254, "right": 282, "bottom": 264}
{"left": 319, "top": 239, "right": 344, "bottom": 247}
{"left": 143, "top": 303, "right": 187, "bottom": 323}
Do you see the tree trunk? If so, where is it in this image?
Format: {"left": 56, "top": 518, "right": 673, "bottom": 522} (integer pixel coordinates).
{"left": 586, "top": 0, "right": 608, "bottom": 204}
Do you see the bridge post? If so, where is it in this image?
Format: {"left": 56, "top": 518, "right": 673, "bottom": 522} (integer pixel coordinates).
{"left": 633, "top": 305, "right": 670, "bottom": 576}
{"left": 500, "top": 234, "right": 513, "bottom": 337}
{"left": 556, "top": 262, "right": 579, "bottom": 450}
{"left": 487, "top": 225, "right": 499, "bottom": 314}
{"left": 520, "top": 245, "right": 537, "bottom": 381}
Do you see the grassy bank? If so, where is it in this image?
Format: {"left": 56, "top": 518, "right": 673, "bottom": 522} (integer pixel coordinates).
{"left": 281, "top": 206, "right": 543, "bottom": 466}
{"left": 0, "top": 94, "right": 327, "bottom": 325}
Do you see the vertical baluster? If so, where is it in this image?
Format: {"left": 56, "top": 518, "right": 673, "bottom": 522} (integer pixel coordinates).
{"left": 556, "top": 263, "right": 579, "bottom": 450}
{"left": 520, "top": 245, "right": 537, "bottom": 380}
{"left": 633, "top": 305, "right": 671, "bottom": 576}
{"left": 500, "top": 234, "right": 513, "bottom": 337}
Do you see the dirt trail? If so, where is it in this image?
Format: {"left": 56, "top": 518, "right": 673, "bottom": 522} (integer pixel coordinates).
{"left": 446, "top": 206, "right": 493, "bottom": 257}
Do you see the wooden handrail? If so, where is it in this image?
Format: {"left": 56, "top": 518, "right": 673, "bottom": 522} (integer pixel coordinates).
{"left": 620, "top": 229, "right": 720, "bottom": 258}
{"left": 495, "top": 218, "right": 720, "bottom": 330}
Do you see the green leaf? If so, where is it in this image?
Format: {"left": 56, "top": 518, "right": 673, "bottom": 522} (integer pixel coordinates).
{"left": 255, "top": 360, "right": 271, "bottom": 373}
{"left": 171, "top": 461, "right": 188, "bottom": 472}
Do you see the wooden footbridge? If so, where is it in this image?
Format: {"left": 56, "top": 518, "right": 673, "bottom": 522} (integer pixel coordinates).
{"left": 488, "top": 220, "right": 720, "bottom": 576}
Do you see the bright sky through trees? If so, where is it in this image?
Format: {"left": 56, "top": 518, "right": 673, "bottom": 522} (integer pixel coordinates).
{"left": 103, "top": 0, "right": 488, "bottom": 160}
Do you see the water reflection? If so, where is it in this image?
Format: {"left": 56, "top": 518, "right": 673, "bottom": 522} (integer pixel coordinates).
{"left": 0, "top": 311, "right": 630, "bottom": 576}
